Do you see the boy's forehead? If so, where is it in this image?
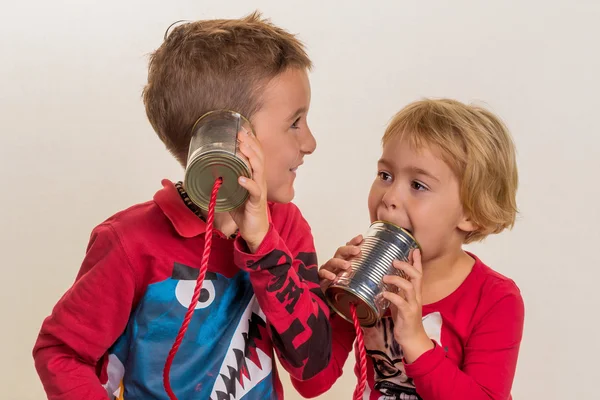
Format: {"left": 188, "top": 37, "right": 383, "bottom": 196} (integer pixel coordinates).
{"left": 260, "top": 68, "right": 310, "bottom": 110}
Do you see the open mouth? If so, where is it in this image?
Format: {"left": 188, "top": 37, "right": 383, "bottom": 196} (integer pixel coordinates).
{"left": 377, "top": 218, "right": 413, "bottom": 235}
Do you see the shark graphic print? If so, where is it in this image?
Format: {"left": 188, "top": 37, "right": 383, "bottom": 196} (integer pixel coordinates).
{"left": 32, "top": 185, "right": 333, "bottom": 400}
{"left": 104, "top": 262, "right": 275, "bottom": 400}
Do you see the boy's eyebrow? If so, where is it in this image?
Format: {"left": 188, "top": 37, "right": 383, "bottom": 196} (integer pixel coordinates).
{"left": 287, "top": 107, "right": 308, "bottom": 121}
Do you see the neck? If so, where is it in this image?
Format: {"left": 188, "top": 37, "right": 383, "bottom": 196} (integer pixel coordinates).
{"left": 201, "top": 210, "right": 238, "bottom": 237}
{"left": 419, "top": 246, "right": 475, "bottom": 305}
{"left": 421, "top": 247, "right": 474, "bottom": 284}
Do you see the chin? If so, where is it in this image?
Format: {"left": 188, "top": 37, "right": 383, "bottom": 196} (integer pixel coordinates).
{"left": 269, "top": 187, "right": 295, "bottom": 204}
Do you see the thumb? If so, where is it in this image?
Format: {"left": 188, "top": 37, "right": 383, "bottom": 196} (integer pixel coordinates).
{"left": 238, "top": 176, "right": 263, "bottom": 206}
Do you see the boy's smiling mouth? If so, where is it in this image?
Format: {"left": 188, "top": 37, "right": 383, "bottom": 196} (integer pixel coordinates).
{"left": 290, "top": 161, "right": 303, "bottom": 173}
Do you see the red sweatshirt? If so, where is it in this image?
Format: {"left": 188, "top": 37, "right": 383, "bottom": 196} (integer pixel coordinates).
{"left": 33, "top": 179, "right": 331, "bottom": 400}
{"left": 293, "top": 254, "right": 524, "bottom": 400}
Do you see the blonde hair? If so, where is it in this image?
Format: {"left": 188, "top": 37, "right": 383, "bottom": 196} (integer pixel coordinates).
{"left": 143, "top": 11, "right": 312, "bottom": 166}
{"left": 382, "top": 99, "right": 518, "bottom": 243}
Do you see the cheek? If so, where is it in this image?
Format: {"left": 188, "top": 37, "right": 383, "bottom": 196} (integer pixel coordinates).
{"left": 264, "top": 137, "right": 297, "bottom": 167}
{"left": 414, "top": 200, "right": 463, "bottom": 241}
{"left": 367, "top": 183, "right": 380, "bottom": 218}
{"left": 437, "top": 196, "right": 465, "bottom": 227}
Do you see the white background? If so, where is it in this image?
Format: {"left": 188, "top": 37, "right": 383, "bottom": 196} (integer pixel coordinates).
{"left": 1, "top": 0, "right": 599, "bottom": 399}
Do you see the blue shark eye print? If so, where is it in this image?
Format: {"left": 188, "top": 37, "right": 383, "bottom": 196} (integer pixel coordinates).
{"left": 172, "top": 262, "right": 217, "bottom": 309}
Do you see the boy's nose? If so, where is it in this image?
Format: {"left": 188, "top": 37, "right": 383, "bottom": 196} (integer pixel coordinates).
{"left": 300, "top": 128, "right": 317, "bottom": 154}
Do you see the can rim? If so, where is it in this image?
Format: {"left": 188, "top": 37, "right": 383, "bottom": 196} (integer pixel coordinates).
{"left": 190, "top": 109, "right": 256, "bottom": 137}
{"left": 372, "top": 220, "right": 421, "bottom": 250}
{"left": 325, "top": 285, "right": 379, "bottom": 327}
{"left": 184, "top": 150, "right": 251, "bottom": 212}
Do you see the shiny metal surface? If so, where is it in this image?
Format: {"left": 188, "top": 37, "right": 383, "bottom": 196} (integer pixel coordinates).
{"left": 184, "top": 110, "right": 252, "bottom": 212}
{"left": 326, "top": 221, "right": 420, "bottom": 327}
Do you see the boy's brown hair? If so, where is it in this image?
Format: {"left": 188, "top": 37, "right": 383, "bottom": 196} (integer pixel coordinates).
{"left": 143, "top": 11, "right": 312, "bottom": 166}
{"left": 383, "top": 99, "right": 518, "bottom": 243}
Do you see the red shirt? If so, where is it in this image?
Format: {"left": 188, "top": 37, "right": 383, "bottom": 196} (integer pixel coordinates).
{"left": 293, "top": 254, "right": 524, "bottom": 400}
{"left": 33, "top": 180, "right": 331, "bottom": 399}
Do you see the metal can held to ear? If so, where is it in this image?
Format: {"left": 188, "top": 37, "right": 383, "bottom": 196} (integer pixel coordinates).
{"left": 325, "top": 221, "right": 420, "bottom": 327}
{"left": 184, "top": 110, "right": 252, "bottom": 212}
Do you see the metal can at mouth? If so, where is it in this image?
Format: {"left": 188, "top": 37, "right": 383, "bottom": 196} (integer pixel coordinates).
{"left": 325, "top": 221, "right": 420, "bottom": 327}
{"left": 184, "top": 110, "right": 252, "bottom": 212}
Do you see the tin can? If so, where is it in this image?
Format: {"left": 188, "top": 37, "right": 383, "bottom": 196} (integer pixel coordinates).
{"left": 325, "top": 221, "right": 420, "bottom": 327}
{"left": 184, "top": 110, "right": 253, "bottom": 212}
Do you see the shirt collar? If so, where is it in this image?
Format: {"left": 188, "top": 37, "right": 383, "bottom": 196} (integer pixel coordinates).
{"left": 154, "top": 179, "right": 207, "bottom": 238}
{"left": 153, "top": 179, "right": 274, "bottom": 238}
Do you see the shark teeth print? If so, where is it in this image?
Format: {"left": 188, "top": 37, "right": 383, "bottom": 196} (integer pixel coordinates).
{"left": 210, "top": 296, "right": 272, "bottom": 400}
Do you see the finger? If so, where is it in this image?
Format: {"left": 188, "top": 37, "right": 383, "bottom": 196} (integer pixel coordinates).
{"left": 346, "top": 235, "right": 364, "bottom": 246}
{"left": 412, "top": 249, "right": 423, "bottom": 274}
{"left": 321, "top": 258, "right": 351, "bottom": 274}
{"left": 392, "top": 260, "right": 421, "bottom": 281}
{"left": 238, "top": 176, "right": 262, "bottom": 204}
{"left": 383, "top": 275, "right": 416, "bottom": 304}
{"left": 334, "top": 245, "right": 361, "bottom": 260}
{"left": 238, "top": 129, "right": 265, "bottom": 165}
{"left": 239, "top": 140, "right": 264, "bottom": 174}
{"left": 238, "top": 142, "right": 267, "bottom": 194}
{"left": 237, "top": 129, "right": 265, "bottom": 176}
{"left": 392, "top": 259, "right": 422, "bottom": 304}
{"left": 382, "top": 291, "right": 409, "bottom": 312}
{"left": 409, "top": 249, "right": 423, "bottom": 302}
{"left": 318, "top": 269, "right": 337, "bottom": 282}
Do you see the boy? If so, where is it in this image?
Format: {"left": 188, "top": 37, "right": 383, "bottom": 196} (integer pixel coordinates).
{"left": 297, "top": 99, "right": 524, "bottom": 399}
{"left": 33, "top": 12, "right": 331, "bottom": 399}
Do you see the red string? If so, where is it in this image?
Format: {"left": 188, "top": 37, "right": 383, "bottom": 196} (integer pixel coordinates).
{"left": 350, "top": 303, "right": 368, "bottom": 400}
{"left": 163, "top": 177, "right": 223, "bottom": 400}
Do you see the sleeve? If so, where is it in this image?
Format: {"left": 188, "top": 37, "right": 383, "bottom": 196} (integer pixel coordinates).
{"left": 233, "top": 204, "right": 332, "bottom": 380}
{"left": 32, "top": 223, "right": 138, "bottom": 400}
{"left": 404, "top": 283, "right": 525, "bottom": 400}
{"left": 291, "top": 313, "right": 357, "bottom": 398}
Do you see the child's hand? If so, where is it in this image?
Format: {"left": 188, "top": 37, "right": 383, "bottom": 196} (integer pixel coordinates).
{"left": 230, "top": 128, "right": 269, "bottom": 253}
{"left": 318, "top": 235, "right": 363, "bottom": 292}
{"left": 382, "top": 249, "right": 434, "bottom": 363}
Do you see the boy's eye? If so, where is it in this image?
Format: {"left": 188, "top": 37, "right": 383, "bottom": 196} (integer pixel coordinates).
{"left": 411, "top": 180, "right": 428, "bottom": 191}
{"left": 378, "top": 171, "right": 392, "bottom": 181}
{"left": 291, "top": 117, "right": 301, "bottom": 129}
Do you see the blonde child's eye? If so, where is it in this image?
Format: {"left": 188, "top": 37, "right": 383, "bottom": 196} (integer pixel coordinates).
{"left": 378, "top": 171, "right": 392, "bottom": 181}
{"left": 411, "top": 180, "right": 428, "bottom": 191}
